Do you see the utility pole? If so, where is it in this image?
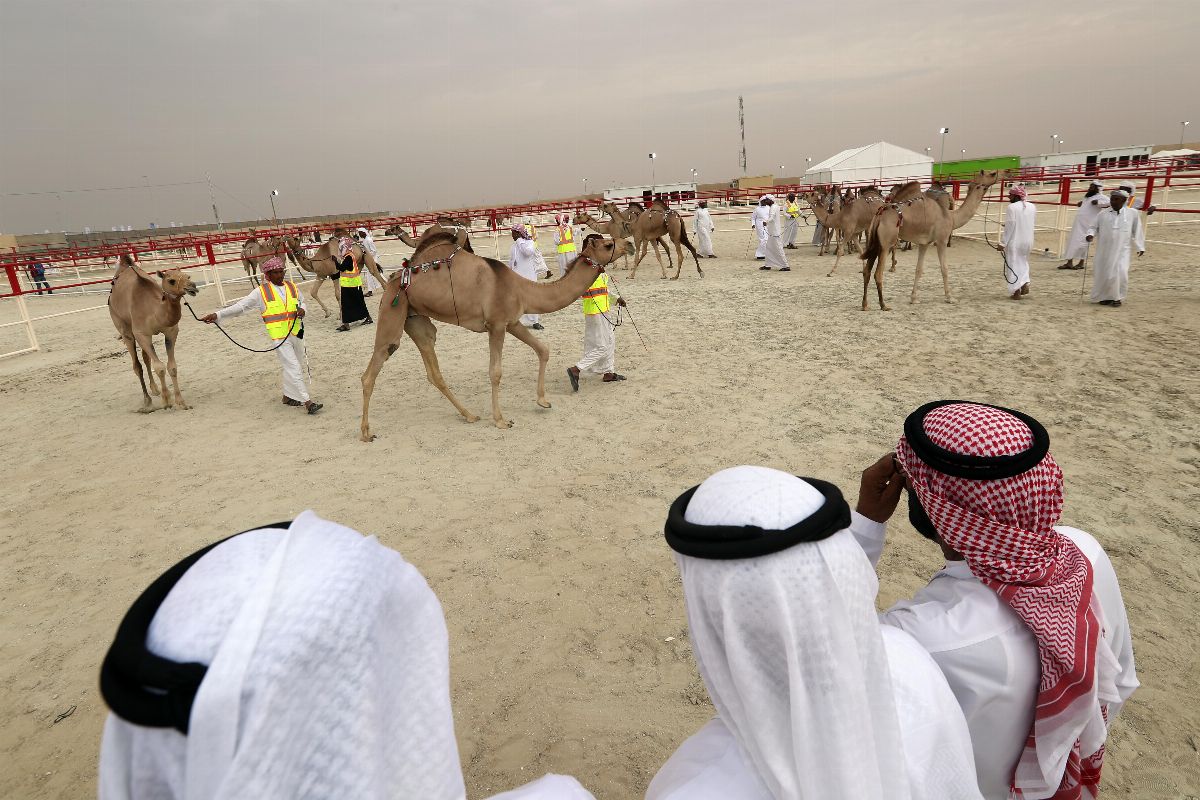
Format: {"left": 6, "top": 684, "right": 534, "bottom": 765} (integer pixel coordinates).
{"left": 206, "top": 173, "right": 224, "bottom": 232}
{"left": 739, "top": 96, "right": 748, "bottom": 174}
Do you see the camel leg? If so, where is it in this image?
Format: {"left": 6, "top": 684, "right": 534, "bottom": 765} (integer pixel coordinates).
{"left": 652, "top": 240, "right": 667, "bottom": 279}
{"left": 405, "top": 315, "right": 480, "bottom": 423}
{"left": 139, "top": 340, "right": 159, "bottom": 395}
{"left": 487, "top": 325, "right": 512, "bottom": 429}
{"left": 163, "top": 329, "right": 190, "bottom": 410}
{"left": 889, "top": 245, "right": 897, "bottom": 273}
{"left": 630, "top": 239, "right": 647, "bottom": 278}
{"left": 135, "top": 333, "right": 170, "bottom": 409}
{"left": 505, "top": 321, "right": 551, "bottom": 410}
{"left": 875, "top": 260, "right": 890, "bottom": 311}
{"left": 309, "top": 277, "right": 331, "bottom": 318}
{"left": 658, "top": 236, "right": 673, "bottom": 270}
{"left": 359, "top": 296, "right": 409, "bottom": 442}
{"left": 829, "top": 235, "right": 845, "bottom": 276}
{"left": 935, "top": 240, "right": 954, "bottom": 303}
{"left": 671, "top": 238, "right": 685, "bottom": 280}
{"left": 910, "top": 244, "right": 929, "bottom": 305}
{"left": 122, "top": 335, "right": 154, "bottom": 412}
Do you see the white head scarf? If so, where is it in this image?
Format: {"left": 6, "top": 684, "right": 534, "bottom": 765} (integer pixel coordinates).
{"left": 674, "top": 467, "right": 913, "bottom": 800}
{"left": 99, "top": 511, "right": 595, "bottom": 800}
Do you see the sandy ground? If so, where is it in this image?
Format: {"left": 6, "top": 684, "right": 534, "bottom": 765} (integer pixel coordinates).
{"left": 2, "top": 208, "right": 1199, "bottom": 799}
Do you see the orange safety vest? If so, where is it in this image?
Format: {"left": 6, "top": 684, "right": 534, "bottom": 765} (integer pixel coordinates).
{"left": 581, "top": 274, "right": 611, "bottom": 315}
{"left": 259, "top": 280, "right": 300, "bottom": 340}
{"left": 557, "top": 225, "right": 576, "bottom": 253}
{"left": 339, "top": 257, "right": 362, "bottom": 288}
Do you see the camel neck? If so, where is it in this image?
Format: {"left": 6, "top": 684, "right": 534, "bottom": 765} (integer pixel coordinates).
{"left": 520, "top": 257, "right": 603, "bottom": 315}
{"left": 952, "top": 185, "right": 989, "bottom": 227}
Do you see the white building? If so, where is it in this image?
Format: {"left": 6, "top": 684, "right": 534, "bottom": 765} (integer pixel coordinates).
{"left": 1021, "top": 144, "right": 1152, "bottom": 173}
{"left": 603, "top": 182, "right": 698, "bottom": 208}
{"left": 803, "top": 142, "right": 932, "bottom": 185}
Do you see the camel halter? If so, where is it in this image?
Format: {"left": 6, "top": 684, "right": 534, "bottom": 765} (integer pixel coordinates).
{"left": 391, "top": 244, "right": 464, "bottom": 326}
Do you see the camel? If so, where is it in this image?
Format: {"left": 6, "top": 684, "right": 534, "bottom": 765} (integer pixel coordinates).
{"left": 860, "top": 169, "right": 1001, "bottom": 311}
{"left": 359, "top": 232, "right": 635, "bottom": 440}
{"left": 571, "top": 212, "right": 646, "bottom": 270}
{"left": 241, "top": 236, "right": 292, "bottom": 286}
{"left": 284, "top": 232, "right": 386, "bottom": 318}
{"left": 107, "top": 255, "right": 199, "bottom": 412}
{"left": 802, "top": 191, "right": 886, "bottom": 276}
{"left": 599, "top": 202, "right": 702, "bottom": 280}
{"left": 385, "top": 222, "right": 475, "bottom": 252}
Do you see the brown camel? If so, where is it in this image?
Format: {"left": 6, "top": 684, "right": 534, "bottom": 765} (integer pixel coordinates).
{"left": 241, "top": 236, "right": 292, "bottom": 287}
{"left": 359, "top": 232, "right": 634, "bottom": 440}
{"left": 107, "top": 255, "right": 199, "bottom": 412}
{"left": 571, "top": 212, "right": 643, "bottom": 270}
{"left": 860, "top": 169, "right": 1001, "bottom": 311}
{"left": 597, "top": 203, "right": 672, "bottom": 271}
{"left": 285, "top": 232, "right": 385, "bottom": 318}
{"left": 385, "top": 222, "right": 475, "bottom": 252}
{"left": 802, "top": 191, "right": 885, "bottom": 276}
{"left": 384, "top": 224, "right": 422, "bottom": 248}
{"left": 599, "top": 202, "right": 702, "bottom": 280}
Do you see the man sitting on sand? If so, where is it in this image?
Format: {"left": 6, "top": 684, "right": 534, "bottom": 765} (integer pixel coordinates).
{"left": 647, "top": 466, "right": 983, "bottom": 800}
{"left": 98, "top": 512, "right": 598, "bottom": 800}
{"left": 850, "top": 401, "right": 1138, "bottom": 800}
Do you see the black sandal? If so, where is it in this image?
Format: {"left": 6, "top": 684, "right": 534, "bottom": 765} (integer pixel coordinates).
{"left": 567, "top": 367, "right": 580, "bottom": 392}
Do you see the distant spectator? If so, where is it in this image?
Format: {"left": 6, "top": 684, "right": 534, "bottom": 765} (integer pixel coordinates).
{"left": 29, "top": 262, "right": 52, "bottom": 295}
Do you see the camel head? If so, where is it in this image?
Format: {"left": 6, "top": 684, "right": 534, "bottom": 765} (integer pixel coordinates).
{"left": 577, "top": 234, "right": 635, "bottom": 268}
{"left": 970, "top": 170, "right": 1001, "bottom": 189}
{"left": 159, "top": 268, "right": 199, "bottom": 299}
{"left": 571, "top": 212, "right": 592, "bottom": 226}
{"left": 384, "top": 224, "right": 405, "bottom": 237}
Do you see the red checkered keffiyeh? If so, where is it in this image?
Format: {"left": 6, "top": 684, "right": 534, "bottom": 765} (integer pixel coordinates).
{"left": 896, "top": 402, "right": 1109, "bottom": 800}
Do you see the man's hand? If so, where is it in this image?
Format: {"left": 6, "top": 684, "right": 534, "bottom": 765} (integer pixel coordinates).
{"left": 856, "top": 453, "right": 905, "bottom": 523}
{"left": 617, "top": 297, "right": 627, "bottom": 307}
{"left": 201, "top": 313, "right": 217, "bottom": 324}
{"left": 297, "top": 307, "right": 306, "bottom": 318}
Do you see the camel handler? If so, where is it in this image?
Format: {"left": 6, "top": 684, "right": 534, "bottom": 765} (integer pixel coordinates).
{"left": 693, "top": 201, "right": 716, "bottom": 258}
{"left": 201, "top": 257, "right": 323, "bottom": 414}
{"left": 757, "top": 195, "right": 791, "bottom": 272}
{"left": 783, "top": 193, "right": 801, "bottom": 248}
{"left": 355, "top": 227, "right": 384, "bottom": 296}
{"left": 567, "top": 235, "right": 627, "bottom": 390}
{"left": 507, "top": 224, "right": 545, "bottom": 330}
{"left": 553, "top": 214, "right": 577, "bottom": 278}
{"left": 335, "top": 233, "right": 373, "bottom": 332}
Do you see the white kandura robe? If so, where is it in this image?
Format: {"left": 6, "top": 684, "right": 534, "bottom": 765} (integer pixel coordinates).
{"left": 1064, "top": 194, "right": 1111, "bottom": 260}
{"left": 752, "top": 207, "right": 768, "bottom": 257}
{"left": 1000, "top": 200, "right": 1037, "bottom": 294}
{"left": 762, "top": 206, "right": 789, "bottom": 270}
{"left": 850, "top": 512, "right": 1138, "bottom": 800}
{"left": 216, "top": 285, "right": 312, "bottom": 403}
{"left": 1088, "top": 207, "right": 1145, "bottom": 303}
{"left": 508, "top": 238, "right": 543, "bottom": 325}
{"left": 358, "top": 234, "right": 384, "bottom": 293}
{"left": 693, "top": 208, "right": 715, "bottom": 257}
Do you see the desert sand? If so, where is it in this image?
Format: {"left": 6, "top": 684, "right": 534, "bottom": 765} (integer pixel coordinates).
{"left": 2, "top": 204, "right": 1198, "bottom": 798}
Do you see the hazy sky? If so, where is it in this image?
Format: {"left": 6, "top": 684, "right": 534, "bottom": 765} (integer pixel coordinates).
{"left": 1, "top": 0, "right": 1194, "bottom": 234}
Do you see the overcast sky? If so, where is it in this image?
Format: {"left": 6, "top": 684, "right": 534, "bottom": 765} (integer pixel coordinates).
{"left": 1, "top": 0, "right": 1194, "bottom": 234}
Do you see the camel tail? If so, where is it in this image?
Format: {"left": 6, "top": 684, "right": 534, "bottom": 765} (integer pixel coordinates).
{"left": 861, "top": 218, "right": 884, "bottom": 270}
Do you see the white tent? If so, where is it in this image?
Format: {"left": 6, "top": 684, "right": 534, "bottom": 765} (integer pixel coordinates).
{"left": 804, "top": 141, "right": 932, "bottom": 185}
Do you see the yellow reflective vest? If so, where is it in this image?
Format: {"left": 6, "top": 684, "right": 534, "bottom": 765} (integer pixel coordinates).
{"left": 581, "top": 274, "right": 611, "bottom": 315}
{"left": 339, "top": 257, "right": 362, "bottom": 288}
{"left": 259, "top": 280, "right": 300, "bottom": 340}
{"left": 524, "top": 223, "right": 538, "bottom": 242}
{"left": 557, "top": 225, "right": 576, "bottom": 253}
{"left": 785, "top": 201, "right": 800, "bottom": 219}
